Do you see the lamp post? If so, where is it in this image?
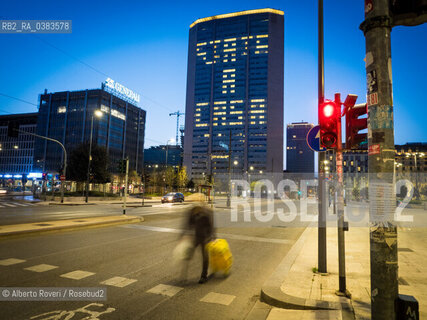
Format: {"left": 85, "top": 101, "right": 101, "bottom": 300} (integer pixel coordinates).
{"left": 85, "top": 110, "right": 103, "bottom": 203}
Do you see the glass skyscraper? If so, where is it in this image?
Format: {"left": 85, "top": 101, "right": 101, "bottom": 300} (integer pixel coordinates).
{"left": 34, "top": 87, "right": 146, "bottom": 174}
{"left": 183, "top": 9, "right": 284, "bottom": 181}
{"left": 286, "top": 122, "right": 314, "bottom": 173}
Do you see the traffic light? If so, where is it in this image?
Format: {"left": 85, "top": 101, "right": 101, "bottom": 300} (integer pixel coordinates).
{"left": 7, "top": 121, "right": 19, "bottom": 138}
{"left": 42, "top": 173, "right": 47, "bottom": 180}
{"left": 346, "top": 103, "right": 367, "bottom": 149}
{"left": 319, "top": 99, "right": 339, "bottom": 149}
{"left": 118, "top": 160, "right": 126, "bottom": 174}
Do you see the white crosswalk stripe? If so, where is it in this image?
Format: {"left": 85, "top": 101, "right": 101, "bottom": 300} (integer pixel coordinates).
{"left": 0, "top": 258, "right": 26, "bottom": 266}
{"left": 0, "top": 202, "right": 38, "bottom": 208}
{"left": 2, "top": 203, "right": 16, "bottom": 207}
{"left": 10, "top": 202, "right": 29, "bottom": 206}
{"left": 60, "top": 270, "right": 95, "bottom": 280}
{"left": 101, "top": 276, "right": 137, "bottom": 288}
{"left": 147, "top": 284, "right": 183, "bottom": 297}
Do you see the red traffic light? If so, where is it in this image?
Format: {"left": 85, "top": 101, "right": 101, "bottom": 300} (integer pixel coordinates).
{"left": 322, "top": 103, "right": 335, "bottom": 118}
{"left": 319, "top": 100, "right": 339, "bottom": 149}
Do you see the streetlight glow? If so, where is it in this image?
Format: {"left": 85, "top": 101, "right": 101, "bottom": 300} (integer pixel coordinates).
{"left": 94, "top": 110, "right": 103, "bottom": 117}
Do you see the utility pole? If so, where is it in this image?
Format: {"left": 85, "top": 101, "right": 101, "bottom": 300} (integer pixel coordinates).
{"left": 334, "top": 93, "right": 349, "bottom": 296}
{"left": 123, "top": 157, "right": 129, "bottom": 215}
{"left": 317, "top": 0, "right": 327, "bottom": 274}
{"left": 360, "top": 1, "right": 397, "bottom": 318}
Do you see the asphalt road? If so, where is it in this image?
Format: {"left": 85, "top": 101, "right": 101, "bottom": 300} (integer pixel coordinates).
{"left": 0, "top": 199, "right": 308, "bottom": 320}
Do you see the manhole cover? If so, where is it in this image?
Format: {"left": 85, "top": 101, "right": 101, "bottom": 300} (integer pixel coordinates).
{"left": 34, "top": 223, "right": 52, "bottom": 226}
{"left": 398, "top": 248, "right": 414, "bottom": 252}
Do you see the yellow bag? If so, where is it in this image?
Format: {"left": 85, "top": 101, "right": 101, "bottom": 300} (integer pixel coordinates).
{"left": 206, "top": 239, "right": 233, "bottom": 275}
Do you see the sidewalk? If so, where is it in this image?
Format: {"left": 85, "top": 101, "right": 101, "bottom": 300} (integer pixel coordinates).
{"left": 255, "top": 224, "right": 427, "bottom": 319}
{"left": 0, "top": 215, "right": 143, "bottom": 238}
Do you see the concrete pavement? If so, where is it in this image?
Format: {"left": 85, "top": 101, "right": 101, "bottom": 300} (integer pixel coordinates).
{"left": 246, "top": 223, "right": 427, "bottom": 320}
{"left": 0, "top": 215, "right": 143, "bottom": 238}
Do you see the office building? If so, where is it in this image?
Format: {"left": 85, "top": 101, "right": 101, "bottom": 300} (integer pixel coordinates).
{"left": 144, "top": 145, "right": 183, "bottom": 172}
{"left": 286, "top": 122, "right": 314, "bottom": 173}
{"left": 34, "top": 85, "right": 146, "bottom": 174}
{"left": 183, "top": 8, "right": 284, "bottom": 181}
{"left": 0, "top": 113, "right": 37, "bottom": 175}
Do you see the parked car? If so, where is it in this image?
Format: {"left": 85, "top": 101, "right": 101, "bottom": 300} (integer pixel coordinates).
{"left": 161, "top": 192, "right": 184, "bottom": 203}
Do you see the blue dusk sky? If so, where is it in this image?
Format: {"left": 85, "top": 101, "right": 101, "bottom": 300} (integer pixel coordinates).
{"left": 0, "top": 1, "right": 426, "bottom": 166}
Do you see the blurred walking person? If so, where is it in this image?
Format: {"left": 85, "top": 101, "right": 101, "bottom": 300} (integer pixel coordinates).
{"left": 185, "top": 205, "right": 214, "bottom": 284}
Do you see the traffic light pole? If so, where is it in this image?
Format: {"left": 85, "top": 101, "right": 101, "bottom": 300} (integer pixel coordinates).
{"left": 360, "top": 1, "right": 398, "bottom": 318}
{"left": 317, "top": 0, "right": 327, "bottom": 274}
{"left": 334, "top": 93, "right": 349, "bottom": 297}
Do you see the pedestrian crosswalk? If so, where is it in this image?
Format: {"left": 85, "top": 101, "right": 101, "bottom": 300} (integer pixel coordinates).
{"left": 0, "top": 201, "right": 41, "bottom": 208}
{"left": 0, "top": 257, "right": 237, "bottom": 307}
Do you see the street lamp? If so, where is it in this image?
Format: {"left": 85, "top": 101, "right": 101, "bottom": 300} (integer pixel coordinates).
{"left": 85, "top": 110, "right": 103, "bottom": 203}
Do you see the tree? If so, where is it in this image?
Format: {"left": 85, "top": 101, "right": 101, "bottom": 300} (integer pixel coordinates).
{"left": 128, "top": 170, "right": 140, "bottom": 184}
{"left": 68, "top": 143, "right": 110, "bottom": 183}
{"left": 150, "top": 169, "right": 163, "bottom": 193}
{"left": 164, "top": 167, "right": 176, "bottom": 191}
{"left": 177, "top": 166, "right": 188, "bottom": 190}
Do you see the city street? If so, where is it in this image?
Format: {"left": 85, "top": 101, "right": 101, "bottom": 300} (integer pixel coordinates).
{"left": 0, "top": 198, "right": 308, "bottom": 320}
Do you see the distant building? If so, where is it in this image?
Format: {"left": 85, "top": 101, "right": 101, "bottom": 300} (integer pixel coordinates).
{"left": 183, "top": 8, "right": 284, "bottom": 181}
{"left": 325, "top": 142, "right": 426, "bottom": 176}
{"left": 0, "top": 113, "right": 37, "bottom": 175}
{"left": 325, "top": 148, "right": 368, "bottom": 175}
{"left": 34, "top": 86, "right": 146, "bottom": 174}
{"left": 144, "top": 145, "right": 183, "bottom": 172}
{"left": 286, "top": 122, "right": 314, "bottom": 173}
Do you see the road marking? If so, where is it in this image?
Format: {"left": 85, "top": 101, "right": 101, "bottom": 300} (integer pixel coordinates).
{"left": 0, "top": 258, "right": 26, "bottom": 266}
{"left": 11, "top": 202, "right": 28, "bottom": 206}
{"left": 30, "top": 303, "right": 115, "bottom": 320}
{"left": 122, "top": 225, "right": 293, "bottom": 244}
{"left": 147, "top": 284, "right": 183, "bottom": 297}
{"left": 25, "top": 264, "right": 58, "bottom": 273}
{"left": 200, "top": 292, "right": 236, "bottom": 306}
{"left": 2, "top": 203, "right": 16, "bottom": 207}
{"left": 60, "top": 270, "right": 95, "bottom": 280}
{"left": 101, "top": 276, "right": 137, "bottom": 288}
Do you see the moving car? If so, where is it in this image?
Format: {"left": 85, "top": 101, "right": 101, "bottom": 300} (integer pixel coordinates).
{"left": 161, "top": 192, "right": 184, "bottom": 203}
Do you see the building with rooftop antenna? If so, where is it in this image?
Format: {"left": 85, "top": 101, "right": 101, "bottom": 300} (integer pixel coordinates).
{"left": 183, "top": 8, "right": 284, "bottom": 181}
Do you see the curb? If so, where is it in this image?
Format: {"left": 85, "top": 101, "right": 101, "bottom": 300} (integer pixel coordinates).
{"left": 260, "top": 226, "right": 353, "bottom": 314}
{"left": 49, "top": 202, "right": 96, "bottom": 206}
{"left": 0, "top": 216, "right": 144, "bottom": 239}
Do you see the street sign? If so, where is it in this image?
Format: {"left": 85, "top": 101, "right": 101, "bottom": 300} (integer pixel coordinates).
{"left": 306, "top": 125, "right": 326, "bottom": 152}
{"left": 60, "top": 175, "right": 66, "bottom": 181}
